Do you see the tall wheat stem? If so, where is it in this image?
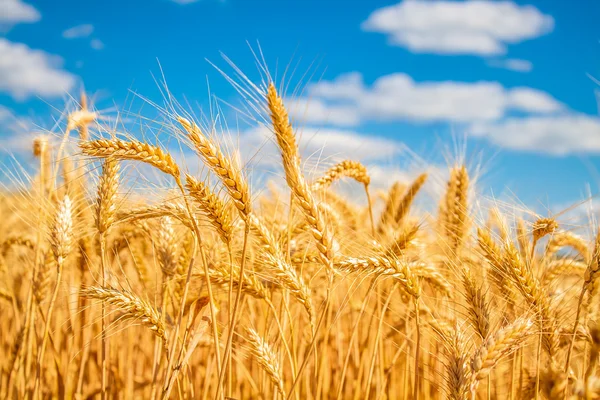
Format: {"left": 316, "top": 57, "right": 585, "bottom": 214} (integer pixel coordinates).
{"left": 413, "top": 297, "right": 421, "bottom": 400}
{"left": 99, "top": 233, "right": 109, "bottom": 400}
{"left": 32, "top": 256, "right": 64, "bottom": 399}
{"left": 215, "top": 223, "right": 250, "bottom": 400}
{"left": 162, "top": 178, "right": 222, "bottom": 398}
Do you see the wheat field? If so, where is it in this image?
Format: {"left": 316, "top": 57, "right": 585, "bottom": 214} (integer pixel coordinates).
{"left": 0, "top": 79, "right": 598, "bottom": 400}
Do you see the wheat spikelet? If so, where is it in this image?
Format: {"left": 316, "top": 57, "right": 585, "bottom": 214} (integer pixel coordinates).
{"left": 542, "top": 258, "right": 587, "bottom": 285}
{"left": 95, "top": 157, "right": 120, "bottom": 234}
{"left": 266, "top": 83, "right": 335, "bottom": 271}
{"left": 384, "top": 223, "right": 419, "bottom": 258}
{"left": 503, "top": 242, "right": 559, "bottom": 357}
{"left": 439, "top": 325, "right": 470, "bottom": 400}
{"left": 411, "top": 262, "right": 452, "bottom": 297}
{"left": 532, "top": 217, "right": 558, "bottom": 244}
{"left": 156, "top": 216, "right": 178, "bottom": 278}
{"left": 311, "top": 160, "right": 370, "bottom": 191}
{"left": 394, "top": 172, "right": 428, "bottom": 224}
{"left": 470, "top": 318, "right": 532, "bottom": 394}
{"left": 261, "top": 252, "right": 313, "bottom": 321}
{"left": 440, "top": 165, "right": 469, "bottom": 252}
{"left": 336, "top": 256, "right": 421, "bottom": 298}
{"left": 377, "top": 181, "right": 403, "bottom": 234}
{"left": 175, "top": 233, "right": 194, "bottom": 302}
{"left": 461, "top": 271, "right": 491, "bottom": 339}
{"left": 477, "top": 227, "right": 515, "bottom": 301}
{"left": 34, "top": 251, "right": 55, "bottom": 305}
{"left": 50, "top": 194, "right": 73, "bottom": 262}
{"left": 248, "top": 213, "right": 284, "bottom": 256}
{"left": 186, "top": 174, "right": 233, "bottom": 244}
{"left": 32, "top": 135, "right": 49, "bottom": 158}
{"left": 177, "top": 117, "right": 251, "bottom": 218}
{"left": 1, "top": 236, "right": 35, "bottom": 254}
{"left": 116, "top": 202, "right": 192, "bottom": 230}
{"left": 546, "top": 231, "right": 589, "bottom": 262}
{"left": 80, "top": 138, "right": 180, "bottom": 178}
{"left": 80, "top": 286, "right": 169, "bottom": 350}
{"left": 583, "top": 228, "right": 600, "bottom": 294}
{"left": 245, "top": 327, "right": 285, "bottom": 398}
{"left": 194, "top": 264, "right": 269, "bottom": 301}
{"left": 516, "top": 218, "right": 530, "bottom": 258}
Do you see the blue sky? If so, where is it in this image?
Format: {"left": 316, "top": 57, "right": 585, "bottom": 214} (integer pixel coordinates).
{"left": 1, "top": 0, "right": 599, "bottom": 214}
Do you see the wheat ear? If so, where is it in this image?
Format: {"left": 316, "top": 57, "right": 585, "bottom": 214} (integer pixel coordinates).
{"left": 95, "top": 157, "right": 120, "bottom": 234}
{"left": 245, "top": 327, "right": 285, "bottom": 398}
{"left": 546, "top": 231, "right": 590, "bottom": 262}
{"left": 266, "top": 82, "right": 335, "bottom": 271}
{"left": 81, "top": 138, "right": 180, "bottom": 178}
{"left": 80, "top": 286, "right": 169, "bottom": 351}
{"left": 185, "top": 174, "right": 233, "bottom": 244}
{"left": 178, "top": 117, "right": 251, "bottom": 218}
{"left": 377, "top": 181, "right": 403, "bottom": 234}
{"left": 395, "top": 172, "right": 428, "bottom": 224}
{"left": 470, "top": 318, "right": 533, "bottom": 398}
{"left": 461, "top": 271, "right": 491, "bottom": 340}
{"left": 440, "top": 165, "right": 469, "bottom": 253}
{"left": 311, "top": 160, "right": 370, "bottom": 191}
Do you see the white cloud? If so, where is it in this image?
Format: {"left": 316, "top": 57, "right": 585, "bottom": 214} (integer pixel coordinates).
{"left": 0, "top": 0, "right": 40, "bottom": 26}
{"left": 288, "top": 98, "right": 360, "bottom": 127}
{"left": 362, "top": 0, "right": 554, "bottom": 55}
{"left": 297, "top": 72, "right": 562, "bottom": 126}
{"left": 469, "top": 114, "right": 600, "bottom": 155}
{"left": 62, "top": 24, "right": 94, "bottom": 39}
{"left": 90, "top": 39, "right": 104, "bottom": 50}
{"left": 235, "top": 125, "right": 406, "bottom": 168}
{"left": 487, "top": 58, "right": 533, "bottom": 73}
{"left": 0, "top": 38, "right": 77, "bottom": 100}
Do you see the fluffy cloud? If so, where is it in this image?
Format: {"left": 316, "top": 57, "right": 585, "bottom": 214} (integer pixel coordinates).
{"left": 0, "top": 0, "right": 40, "bottom": 26}
{"left": 487, "top": 58, "right": 533, "bottom": 73}
{"left": 362, "top": 0, "right": 554, "bottom": 55}
{"left": 234, "top": 125, "right": 406, "bottom": 168}
{"left": 0, "top": 38, "right": 76, "bottom": 100}
{"left": 90, "top": 39, "right": 104, "bottom": 50}
{"left": 295, "top": 72, "right": 562, "bottom": 126}
{"left": 469, "top": 114, "right": 600, "bottom": 155}
{"left": 62, "top": 24, "right": 94, "bottom": 39}
{"left": 294, "top": 72, "right": 600, "bottom": 156}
